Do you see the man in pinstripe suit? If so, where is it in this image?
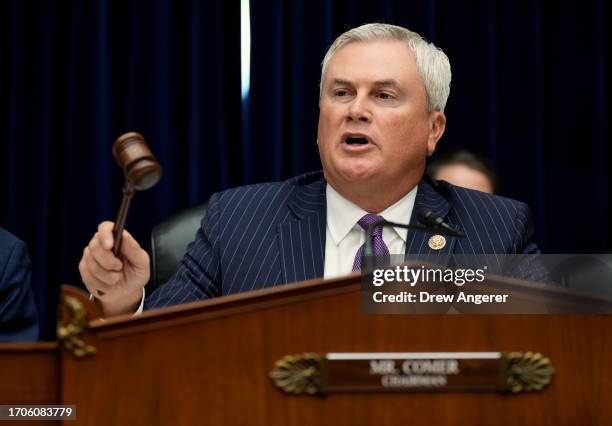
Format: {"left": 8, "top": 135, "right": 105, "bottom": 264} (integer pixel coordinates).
{"left": 79, "top": 23, "right": 540, "bottom": 317}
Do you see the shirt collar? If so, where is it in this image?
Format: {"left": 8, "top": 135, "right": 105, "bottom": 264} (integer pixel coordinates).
{"left": 326, "top": 183, "right": 418, "bottom": 246}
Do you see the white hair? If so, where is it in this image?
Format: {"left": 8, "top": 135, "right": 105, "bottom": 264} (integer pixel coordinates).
{"left": 320, "top": 23, "right": 451, "bottom": 113}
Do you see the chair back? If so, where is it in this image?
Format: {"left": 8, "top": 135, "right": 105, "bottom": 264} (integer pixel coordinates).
{"left": 150, "top": 203, "right": 208, "bottom": 292}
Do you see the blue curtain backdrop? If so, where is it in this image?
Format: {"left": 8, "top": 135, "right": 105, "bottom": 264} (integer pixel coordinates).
{"left": 2, "top": 0, "right": 242, "bottom": 339}
{"left": 2, "top": 0, "right": 610, "bottom": 339}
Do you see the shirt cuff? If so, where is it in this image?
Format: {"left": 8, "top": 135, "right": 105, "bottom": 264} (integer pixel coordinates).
{"left": 135, "top": 288, "right": 145, "bottom": 315}
{"left": 88, "top": 287, "right": 146, "bottom": 316}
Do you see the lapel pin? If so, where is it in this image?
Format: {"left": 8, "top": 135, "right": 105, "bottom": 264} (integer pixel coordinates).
{"left": 428, "top": 235, "right": 446, "bottom": 250}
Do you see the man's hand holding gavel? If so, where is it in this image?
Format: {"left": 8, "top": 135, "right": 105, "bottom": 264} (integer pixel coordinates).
{"left": 79, "top": 132, "right": 162, "bottom": 317}
{"left": 79, "top": 221, "right": 150, "bottom": 316}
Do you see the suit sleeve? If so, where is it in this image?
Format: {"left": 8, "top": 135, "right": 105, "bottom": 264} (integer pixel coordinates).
{"left": 145, "top": 192, "right": 223, "bottom": 309}
{"left": 507, "top": 202, "right": 552, "bottom": 283}
{"left": 0, "top": 239, "right": 38, "bottom": 341}
{"left": 512, "top": 202, "right": 539, "bottom": 255}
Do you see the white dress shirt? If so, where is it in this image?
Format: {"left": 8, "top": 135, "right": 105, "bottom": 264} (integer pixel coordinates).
{"left": 324, "top": 183, "right": 418, "bottom": 278}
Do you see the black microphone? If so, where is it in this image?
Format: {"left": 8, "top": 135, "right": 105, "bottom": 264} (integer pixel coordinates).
{"left": 362, "top": 210, "right": 464, "bottom": 271}
{"left": 416, "top": 208, "right": 465, "bottom": 238}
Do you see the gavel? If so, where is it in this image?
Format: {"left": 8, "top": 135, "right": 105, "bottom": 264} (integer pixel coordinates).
{"left": 111, "top": 132, "right": 163, "bottom": 257}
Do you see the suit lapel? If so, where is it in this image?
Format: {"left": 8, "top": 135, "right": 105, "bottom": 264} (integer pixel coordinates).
{"left": 277, "top": 175, "right": 458, "bottom": 283}
{"left": 278, "top": 177, "right": 326, "bottom": 284}
{"left": 405, "top": 178, "right": 457, "bottom": 266}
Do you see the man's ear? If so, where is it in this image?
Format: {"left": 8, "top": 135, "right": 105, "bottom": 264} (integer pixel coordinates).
{"left": 427, "top": 112, "right": 446, "bottom": 156}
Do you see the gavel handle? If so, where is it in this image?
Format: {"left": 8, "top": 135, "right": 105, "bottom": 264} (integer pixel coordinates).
{"left": 113, "top": 182, "right": 135, "bottom": 257}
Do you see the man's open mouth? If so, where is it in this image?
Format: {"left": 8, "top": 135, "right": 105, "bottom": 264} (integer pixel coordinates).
{"left": 344, "top": 136, "right": 369, "bottom": 145}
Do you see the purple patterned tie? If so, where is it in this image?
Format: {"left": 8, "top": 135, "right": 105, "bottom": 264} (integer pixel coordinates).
{"left": 352, "top": 214, "right": 390, "bottom": 271}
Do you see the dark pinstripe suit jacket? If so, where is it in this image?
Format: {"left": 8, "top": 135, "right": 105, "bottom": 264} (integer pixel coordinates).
{"left": 145, "top": 171, "right": 540, "bottom": 309}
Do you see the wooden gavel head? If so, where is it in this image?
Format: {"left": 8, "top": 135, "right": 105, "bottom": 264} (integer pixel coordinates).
{"left": 112, "top": 132, "right": 163, "bottom": 190}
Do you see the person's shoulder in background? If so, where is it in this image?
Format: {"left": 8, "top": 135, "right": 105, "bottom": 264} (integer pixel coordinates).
{"left": 0, "top": 227, "right": 38, "bottom": 341}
